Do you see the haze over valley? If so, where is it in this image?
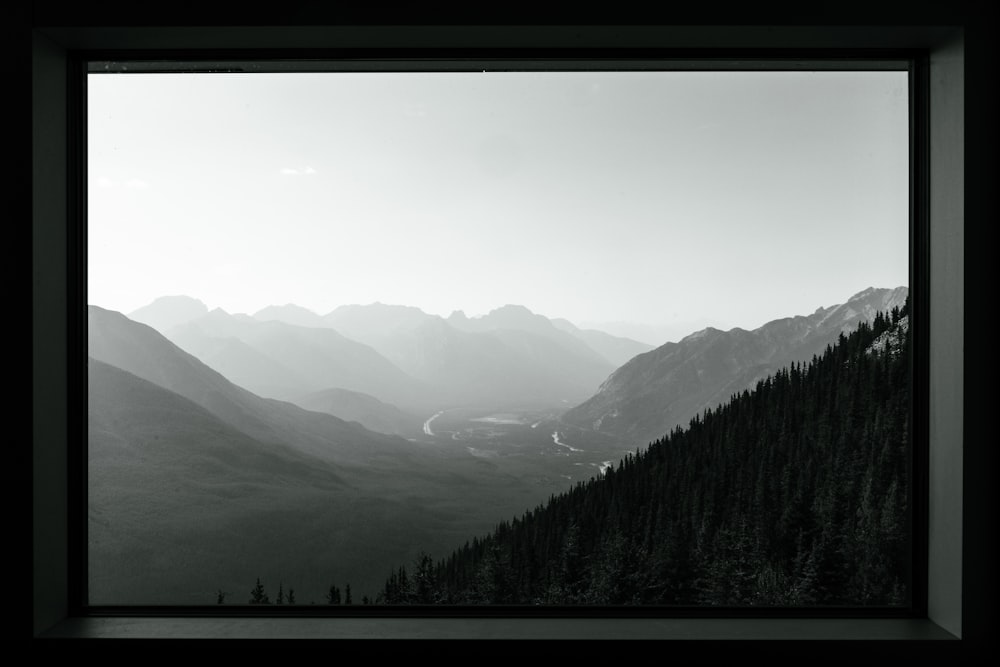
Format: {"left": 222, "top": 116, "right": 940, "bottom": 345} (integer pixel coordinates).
{"left": 89, "top": 287, "right": 907, "bottom": 603}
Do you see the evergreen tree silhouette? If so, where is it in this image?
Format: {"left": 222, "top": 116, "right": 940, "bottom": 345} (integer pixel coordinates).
{"left": 249, "top": 578, "right": 270, "bottom": 604}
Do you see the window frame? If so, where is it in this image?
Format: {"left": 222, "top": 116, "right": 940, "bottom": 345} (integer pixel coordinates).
{"left": 32, "top": 23, "right": 974, "bottom": 653}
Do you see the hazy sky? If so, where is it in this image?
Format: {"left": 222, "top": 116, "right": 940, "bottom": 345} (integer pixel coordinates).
{"left": 88, "top": 69, "right": 908, "bottom": 333}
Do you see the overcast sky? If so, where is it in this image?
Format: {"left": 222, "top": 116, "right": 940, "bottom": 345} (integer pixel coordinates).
{"left": 88, "top": 70, "right": 908, "bottom": 336}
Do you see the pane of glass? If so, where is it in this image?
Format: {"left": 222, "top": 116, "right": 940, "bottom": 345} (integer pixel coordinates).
{"left": 87, "top": 69, "right": 910, "bottom": 606}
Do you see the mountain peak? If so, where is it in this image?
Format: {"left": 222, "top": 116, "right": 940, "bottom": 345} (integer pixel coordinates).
{"left": 142, "top": 295, "right": 206, "bottom": 308}
{"left": 848, "top": 287, "right": 878, "bottom": 302}
{"left": 331, "top": 302, "right": 429, "bottom": 315}
{"left": 490, "top": 304, "right": 534, "bottom": 316}
{"left": 452, "top": 304, "right": 553, "bottom": 334}
{"left": 128, "top": 295, "right": 209, "bottom": 334}
{"left": 445, "top": 304, "right": 545, "bottom": 332}
{"left": 682, "top": 327, "right": 721, "bottom": 342}
{"left": 324, "top": 302, "right": 438, "bottom": 339}
{"left": 253, "top": 303, "right": 327, "bottom": 328}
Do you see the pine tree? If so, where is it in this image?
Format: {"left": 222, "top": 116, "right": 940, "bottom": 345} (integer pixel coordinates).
{"left": 344, "top": 584, "right": 352, "bottom": 605}
{"left": 326, "top": 584, "right": 341, "bottom": 605}
{"left": 216, "top": 589, "right": 226, "bottom": 604}
{"left": 413, "top": 553, "right": 437, "bottom": 604}
{"left": 287, "top": 587, "right": 296, "bottom": 605}
{"left": 249, "top": 578, "right": 270, "bottom": 604}
{"left": 276, "top": 582, "right": 284, "bottom": 605}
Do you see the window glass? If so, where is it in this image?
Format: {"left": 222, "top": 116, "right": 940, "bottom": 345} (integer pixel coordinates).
{"left": 86, "top": 69, "right": 911, "bottom": 607}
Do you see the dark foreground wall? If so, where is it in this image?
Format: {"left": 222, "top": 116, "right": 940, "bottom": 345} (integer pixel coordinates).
{"left": 25, "top": 5, "right": 995, "bottom": 657}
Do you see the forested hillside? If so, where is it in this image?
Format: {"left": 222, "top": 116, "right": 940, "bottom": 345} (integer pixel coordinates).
{"left": 377, "top": 301, "right": 911, "bottom": 606}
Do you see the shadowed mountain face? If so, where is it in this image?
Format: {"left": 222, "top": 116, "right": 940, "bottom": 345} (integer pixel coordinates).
{"left": 560, "top": 287, "right": 909, "bottom": 447}
{"left": 89, "top": 357, "right": 345, "bottom": 603}
{"left": 87, "top": 358, "right": 514, "bottom": 605}
{"left": 87, "top": 309, "right": 561, "bottom": 604}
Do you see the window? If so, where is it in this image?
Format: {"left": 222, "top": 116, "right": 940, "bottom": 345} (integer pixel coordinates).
{"left": 84, "top": 61, "right": 922, "bottom": 612}
{"left": 29, "top": 20, "right": 976, "bottom": 652}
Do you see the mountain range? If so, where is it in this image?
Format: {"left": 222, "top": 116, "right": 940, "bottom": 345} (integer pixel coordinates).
{"left": 165, "top": 307, "right": 428, "bottom": 409}
{"left": 88, "top": 305, "right": 576, "bottom": 603}
{"left": 378, "top": 304, "right": 912, "bottom": 606}
{"left": 93, "top": 286, "right": 909, "bottom": 603}
{"left": 130, "top": 298, "right": 653, "bottom": 411}
{"left": 89, "top": 306, "right": 413, "bottom": 466}
{"left": 560, "top": 286, "right": 909, "bottom": 447}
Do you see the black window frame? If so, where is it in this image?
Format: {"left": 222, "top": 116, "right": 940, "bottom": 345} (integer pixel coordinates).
{"left": 75, "top": 52, "right": 926, "bottom": 618}
{"left": 31, "top": 22, "right": 983, "bottom": 656}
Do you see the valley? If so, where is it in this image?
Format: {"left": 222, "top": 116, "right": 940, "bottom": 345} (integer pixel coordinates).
{"left": 87, "top": 286, "right": 908, "bottom": 605}
{"left": 413, "top": 406, "right": 630, "bottom": 485}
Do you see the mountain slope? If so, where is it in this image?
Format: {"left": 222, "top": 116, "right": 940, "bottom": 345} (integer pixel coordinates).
{"left": 89, "top": 305, "right": 413, "bottom": 465}
{"left": 561, "top": 287, "right": 908, "bottom": 446}
{"left": 87, "top": 306, "right": 575, "bottom": 604}
{"left": 162, "top": 333, "right": 312, "bottom": 401}
{"left": 88, "top": 358, "right": 470, "bottom": 605}
{"left": 291, "top": 387, "right": 423, "bottom": 437}
{"left": 378, "top": 303, "right": 911, "bottom": 605}
{"left": 550, "top": 317, "right": 655, "bottom": 367}
{"left": 164, "top": 307, "right": 427, "bottom": 408}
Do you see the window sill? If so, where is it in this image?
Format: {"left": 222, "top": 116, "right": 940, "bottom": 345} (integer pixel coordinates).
{"left": 40, "top": 615, "right": 959, "bottom": 641}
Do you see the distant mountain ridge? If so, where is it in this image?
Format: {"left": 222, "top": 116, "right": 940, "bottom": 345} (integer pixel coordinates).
{"left": 164, "top": 308, "right": 428, "bottom": 408}
{"left": 128, "top": 295, "right": 208, "bottom": 332}
{"left": 88, "top": 305, "right": 411, "bottom": 464}
{"left": 560, "top": 287, "right": 909, "bottom": 446}
{"left": 447, "top": 304, "right": 619, "bottom": 367}
{"left": 323, "top": 303, "right": 616, "bottom": 407}
{"left": 128, "top": 297, "right": 648, "bottom": 409}
{"left": 253, "top": 303, "right": 329, "bottom": 329}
